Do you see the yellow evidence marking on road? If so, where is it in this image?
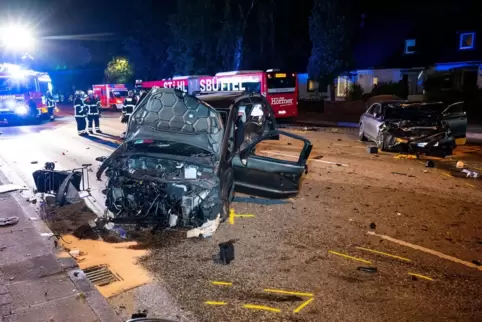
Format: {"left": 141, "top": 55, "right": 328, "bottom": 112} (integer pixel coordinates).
{"left": 465, "top": 183, "right": 476, "bottom": 188}
{"left": 243, "top": 304, "right": 281, "bottom": 313}
{"left": 229, "top": 209, "right": 255, "bottom": 225}
{"left": 205, "top": 301, "right": 228, "bottom": 305}
{"left": 211, "top": 281, "right": 232, "bottom": 286}
{"left": 408, "top": 273, "right": 434, "bottom": 281}
{"left": 442, "top": 172, "right": 453, "bottom": 177}
{"left": 355, "top": 246, "right": 412, "bottom": 262}
{"left": 263, "top": 289, "right": 314, "bottom": 297}
{"left": 328, "top": 250, "right": 372, "bottom": 264}
{"left": 293, "top": 297, "right": 315, "bottom": 314}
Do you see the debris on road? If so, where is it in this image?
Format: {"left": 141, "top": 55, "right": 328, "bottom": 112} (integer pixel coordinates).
{"left": 461, "top": 169, "right": 479, "bottom": 178}
{"left": 472, "top": 260, "right": 481, "bottom": 266}
{"left": 95, "top": 156, "right": 107, "bottom": 162}
{"left": 313, "top": 155, "right": 323, "bottom": 159}
{"left": 0, "top": 216, "right": 19, "bottom": 226}
{"left": 357, "top": 267, "right": 378, "bottom": 273}
{"left": 369, "top": 222, "right": 376, "bottom": 230}
{"left": 0, "top": 184, "right": 28, "bottom": 194}
{"left": 31, "top": 160, "right": 38, "bottom": 164}
{"left": 214, "top": 240, "right": 235, "bottom": 265}
{"left": 391, "top": 172, "right": 407, "bottom": 176}
{"left": 426, "top": 160, "right": 435, "bottom": 168}
{"left": 367, "top": 146, "right": 378, "bottom": 154}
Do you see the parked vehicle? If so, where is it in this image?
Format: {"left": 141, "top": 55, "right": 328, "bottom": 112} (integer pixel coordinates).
{"left": 93, "top": 84, "right": 129, "bottom": 110}
{"left": 0, "top": 63, "right": 57, "bottom": 124}
{"left": 138, "top": 69, "right": 299, "bottom": 118}
{"left": 359, "top": 100, "right": 467, "bottom": 156}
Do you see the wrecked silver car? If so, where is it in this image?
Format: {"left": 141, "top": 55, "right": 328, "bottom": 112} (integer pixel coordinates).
{"left": 96, "top": 88, "right": 312, "bottom": 237}
{"left": 359, "top": 100, "right": 467, "bottom": 156}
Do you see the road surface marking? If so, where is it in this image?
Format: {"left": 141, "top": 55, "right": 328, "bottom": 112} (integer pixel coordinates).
{"left": 442, "top": 172, "right": 452, "bottom": 177}
{"left": 408, "top": 273, "right": 434, "bottom": 281}
{"left": 243, "top": 304, "right": 281, "bottom": 313}
{"left": 328, "top": 250, "right": 372, "bottom": 264}
{"left": 260, "top": 150, "right": 348, "bottom": 166}
{"left": 355, "top": 246, "right": 411, "bottom": 262}
{"left": 205, "top": 301, "right": 227, "bottom": 305}
{"left": 229, "top": 209, "right": 255, "bottom": 225}
{"left": 465, "top": 183, "right": 476, "bottom": 188}
{"left": 211, "top": 281, "right": 232, "bottom": 286}
{"left": 263, "top": 289, "right": 314, "bottom": 297}
{"left": 367, "top": 231, "right": 482, "bottom": 271}
{"left": 293, "top": 297, "right": 314, "bottom": 313}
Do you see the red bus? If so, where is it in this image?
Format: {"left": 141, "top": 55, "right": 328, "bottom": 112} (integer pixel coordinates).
{"left": 140, "top": 69, "right": 298, "bottom": 118}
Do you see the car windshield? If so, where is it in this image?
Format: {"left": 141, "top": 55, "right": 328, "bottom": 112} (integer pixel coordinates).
{"left": 127, "top": 140, "right": 215, "bottom": 158}
{"left": 0, "top": 77, "right": 36, "bottom": 95}
{"left": 385, "top": 105, "right": 440, "bottom": 120}
{"left": 112, "top": 90, "right": 128, "bottom": 98}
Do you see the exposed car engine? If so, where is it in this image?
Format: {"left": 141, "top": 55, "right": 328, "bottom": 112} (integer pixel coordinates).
{"left": 103, "top": 157, "right": 221, "bottom": 230}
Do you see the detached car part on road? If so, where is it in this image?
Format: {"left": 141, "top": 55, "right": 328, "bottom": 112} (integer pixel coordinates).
{"left": 359, "top": 100, "right": 467, "bottom": 156}
{"left": 96, "top": 88, "right": 312, "bottom": 237}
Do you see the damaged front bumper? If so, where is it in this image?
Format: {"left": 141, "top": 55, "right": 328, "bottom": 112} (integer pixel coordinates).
{"left": 385, "top": 130, "right": 455, "bottom": 156}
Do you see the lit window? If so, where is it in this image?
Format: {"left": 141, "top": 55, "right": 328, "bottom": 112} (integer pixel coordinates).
{"left": 336, "top": 76, "right": 349, "bottom": 97}
{"left": 307, "top": 79, "right": 318, "bottom": 92}
{"left": 373, "top": 77, "right": 378, "bottom": 85}
{"left": 405, "top": 39, "right": 416, "bottom": 54}
{"left": 459, "top": 32, "right": 475, "bottom": 50}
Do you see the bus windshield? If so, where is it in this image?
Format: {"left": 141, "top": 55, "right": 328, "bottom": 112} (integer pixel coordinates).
{"left": 267, "top": 75, "right": 296, "bottom": 93}
{"left": 0, "top": 77, "right": 36, "bottom": 95}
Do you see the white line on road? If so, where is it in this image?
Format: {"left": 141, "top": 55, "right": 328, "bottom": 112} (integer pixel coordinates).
{"left": 367, "top": 231, "right": 482, "bottom": 271}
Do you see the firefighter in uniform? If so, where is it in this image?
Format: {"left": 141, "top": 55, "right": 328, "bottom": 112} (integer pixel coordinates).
{"left": 74, "top": 91, "right": 88, "bottom": 136}
{"left": 84, "top": 90, "right": 102, "bottom": 134}
{"left": 45, "top": 91, "right": 56, "bottom": 121}
{"left": 120, "top": 90, "right": 137, "bottom": 139}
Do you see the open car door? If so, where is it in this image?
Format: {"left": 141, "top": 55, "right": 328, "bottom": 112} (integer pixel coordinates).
{"left": 441, "top": 102, "right": 467, "bottom": 145}
{"left": 232, "top": 130, "right": 312, "bottom": 199}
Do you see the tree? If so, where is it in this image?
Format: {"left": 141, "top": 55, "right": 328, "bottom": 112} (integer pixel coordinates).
{"left": 104, "top": 57, "right": 134, "bottom": 84}
{"left": 307, "top": 0, "right": 353, "bottom": 90}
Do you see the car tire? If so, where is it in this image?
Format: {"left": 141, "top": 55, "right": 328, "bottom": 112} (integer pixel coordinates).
{"left": 358, "top": 123, "right": 368, "bottom": 141}
{"left": 376, "top": 131, "right": 386, "bottom": 151}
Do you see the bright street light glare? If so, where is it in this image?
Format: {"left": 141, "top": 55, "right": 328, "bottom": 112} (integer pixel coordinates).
{"left": 0, "top": 24, "right": 35, "bottom": 51}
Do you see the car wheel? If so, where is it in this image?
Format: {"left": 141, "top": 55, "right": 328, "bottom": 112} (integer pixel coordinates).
{"left": 376, "top": 131, "right": 386, "bottom": 150}
{"left": 358, "top": 123, "right": 367, "bottom": 141}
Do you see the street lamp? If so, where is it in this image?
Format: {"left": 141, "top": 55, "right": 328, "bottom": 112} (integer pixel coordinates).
{"left": 0, "top": 24, "right": 35, "bottom": 51}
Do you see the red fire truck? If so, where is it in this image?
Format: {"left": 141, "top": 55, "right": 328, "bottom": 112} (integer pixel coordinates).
{"left": 93, "top": 84, "right": 129, "bottom": 110}
{"left": 139, "top": 69, "right": 298, "bottom": 118}
{"left": 0, "top": 63, "right": 58, "bottom": 124}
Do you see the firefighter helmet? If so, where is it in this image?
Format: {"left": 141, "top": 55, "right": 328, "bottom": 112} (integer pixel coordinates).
{"left": 87, "top": 90, "right": 94, "bottom": 95}
{"left": 128, "top": 90, "right": 134, "bottom": 96}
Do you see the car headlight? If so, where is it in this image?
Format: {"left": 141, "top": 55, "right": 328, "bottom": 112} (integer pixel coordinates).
{"left": 15, "top": 105, "right": 29, "bottom": 115}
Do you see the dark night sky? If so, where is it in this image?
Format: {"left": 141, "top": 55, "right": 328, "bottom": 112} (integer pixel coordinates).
{"left": 1, "top": 0, "right": 478, "bottom": 77}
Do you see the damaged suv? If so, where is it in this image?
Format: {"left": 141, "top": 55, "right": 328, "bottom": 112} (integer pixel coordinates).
{"left": 96, "top": 88, "right": 312, "bottom": 237}
{"left": 359, "top": 100, "right": 467, "bottom": 156}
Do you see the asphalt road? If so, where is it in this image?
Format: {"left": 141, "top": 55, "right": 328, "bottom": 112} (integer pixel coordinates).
{"left": 0, "top": 105, "right": 481, "bottom": 321}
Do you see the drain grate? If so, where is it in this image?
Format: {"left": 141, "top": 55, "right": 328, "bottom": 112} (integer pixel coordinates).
{"left": 83, "top": 265, "right": 121, "bottom": 286}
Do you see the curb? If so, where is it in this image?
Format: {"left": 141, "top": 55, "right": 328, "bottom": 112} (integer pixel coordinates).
{"left": 0, "top": 165, "right": 121, "bottom": 322}
{"left": 293, "top": 120, "right": 359, "bottom": 128}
